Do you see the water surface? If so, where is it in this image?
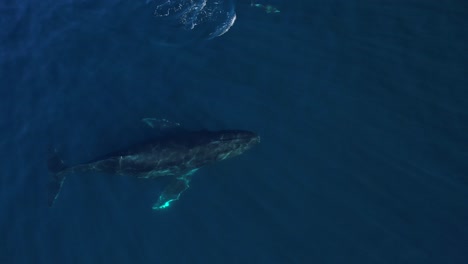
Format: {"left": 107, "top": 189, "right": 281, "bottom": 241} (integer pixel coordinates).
{"left": 1, "top": 0, "right": 467, "bottom": 263}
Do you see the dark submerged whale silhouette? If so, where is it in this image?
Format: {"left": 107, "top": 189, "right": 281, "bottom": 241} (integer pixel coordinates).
{"left": 48, "top": 129, "right": 260, "bottom": 210}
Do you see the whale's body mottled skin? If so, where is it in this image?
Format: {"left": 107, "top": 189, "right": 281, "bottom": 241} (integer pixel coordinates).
{"left": 48, "top": 129, "right": 260, "bottom": 210}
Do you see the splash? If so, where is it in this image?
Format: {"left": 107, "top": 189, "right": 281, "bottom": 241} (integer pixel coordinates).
{"left": 148, "top": 0, "right": 236, "bottom": 40}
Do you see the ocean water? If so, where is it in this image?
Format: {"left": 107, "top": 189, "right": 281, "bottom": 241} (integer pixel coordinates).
{"left": 1, "top": 0, "right": 467, "bottom": 263}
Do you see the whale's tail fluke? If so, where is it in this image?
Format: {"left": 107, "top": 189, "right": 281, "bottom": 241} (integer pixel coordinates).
{"left": 47, "top": 150, "right": 67, "bottom": 207}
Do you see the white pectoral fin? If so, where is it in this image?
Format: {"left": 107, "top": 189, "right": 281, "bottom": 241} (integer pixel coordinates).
{"left": 48, "top": 174, "right": 66, "bottom": 207}
{"left": 152, "top": 175, "right": 191, "bottom": 210}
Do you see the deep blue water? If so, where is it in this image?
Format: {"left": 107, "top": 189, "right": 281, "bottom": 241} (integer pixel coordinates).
{"left": 1, "top": 0, "right": 468, "bottom": 263}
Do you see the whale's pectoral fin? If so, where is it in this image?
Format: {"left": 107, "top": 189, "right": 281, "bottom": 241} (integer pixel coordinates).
{"left": 152, "top": 175, "right": 191, "bottom": 210}
{"left": 48, "top": 174, "right": 66, "bottom": 207}
{"left": 47, "top": 150, "right": 68, "bottom": 207}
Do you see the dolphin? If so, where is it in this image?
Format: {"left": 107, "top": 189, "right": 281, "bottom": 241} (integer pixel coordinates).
{"left": 48, "top": 128, "right": 260, "bottom": 210}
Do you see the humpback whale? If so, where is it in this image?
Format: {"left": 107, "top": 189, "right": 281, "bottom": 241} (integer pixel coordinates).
{"left": 48, "top": 128, "right": 260, "bottom": 210}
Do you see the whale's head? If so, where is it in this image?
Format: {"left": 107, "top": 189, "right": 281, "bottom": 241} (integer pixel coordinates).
{"left": 191, "top": 130, "right": 260, "bottom": 163}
